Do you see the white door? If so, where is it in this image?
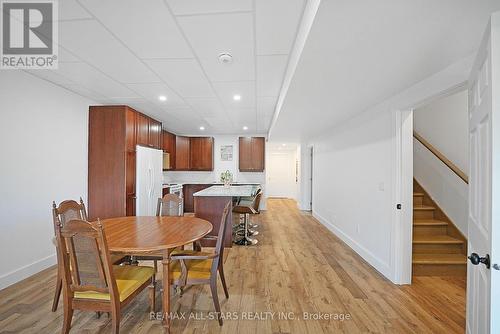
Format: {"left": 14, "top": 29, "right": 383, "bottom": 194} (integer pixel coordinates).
{"left": 467, "top": 12, "right": 500, "bottom": 334}
{"left": 267, "top": 152, "right": 297, "bottom": 198}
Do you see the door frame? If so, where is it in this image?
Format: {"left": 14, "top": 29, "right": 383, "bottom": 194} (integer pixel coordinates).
{"left": 392, "top": 109, "right": 414, "bottom": 285}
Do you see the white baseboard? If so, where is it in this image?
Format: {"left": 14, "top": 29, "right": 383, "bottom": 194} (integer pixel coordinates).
{"left": 0, "top": 254, "right": 56, "bottom": 290}
{"left": 312, "top": 211, "right": 394, "bottom": 282}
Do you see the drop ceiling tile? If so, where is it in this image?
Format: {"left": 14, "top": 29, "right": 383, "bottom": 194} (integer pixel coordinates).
{"left": 257, "top": 55, "right": 288, "bottom": 96}
{"left": 126, "top": 82, "right": 187, "bottom": 109}
{"left": 257, "top": 96, "right": 277, "bottom": 117}
{"left": 201, "top": 54, "right": 254, "bottom": 82}
{"left": 177, "top": 12, "right": 254, "bottom": 60}
{"left": 58, "top": 0, "right": 92, "bottom": 21}
{"left": 213, "top": 81, "right": 255, "bottom": 108}
{"left": 258, "top": 114, "right": 273, "bottom": 132}
{"left": 145, "top": 58, "right": 215, "bottom": 97}
{"left": 58, "top": 47, "right": 81, "bottom": 62}
{"left": 166, "top": 0, "right": 252, "bottom": 15}
{"left": 64, "top": 84, "right": 107, "bottom": 102}
{"left": 204, "top": 116, "right": 233, "bottom": 128}
{"left": 59, "top": 20, "right": 158, "bottom": 83}
{"left": 256, "top": 0, "right": 304, "bottom": 55}
{"left": 25, "top": 69, "right": 76, "bottom": 87}
{"left": 78, "top": 0, "right": 192, "bottom": 59}
{"left": 185, "top": 98, "right": 226, "bottom": 117}
{"left": 55, "top": 62, "right": 139, "bottom": 98}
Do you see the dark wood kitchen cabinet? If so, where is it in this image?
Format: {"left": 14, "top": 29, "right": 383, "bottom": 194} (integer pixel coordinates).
{"left": 136, "top": 112, "right": 149, "bottom": 147}
{"left": 148, "top": 118, "right": 162, "bottom": 149}
{"left": 175, "top": 136, "right": 190, "bottom": 170}
{"left": 88, "top": 105, "right": 163, "bottom": 220}
{"left": 190, "top": 137, "right": 214, "bottom": 171}
{"left": 239, "top": 137, "right": 265, "bottom": 172}
{"left": 162, "top": 130, "right": 176, "bottom": 170}
{"left": 239, "top": 137, "right": 266, "bottom": 172}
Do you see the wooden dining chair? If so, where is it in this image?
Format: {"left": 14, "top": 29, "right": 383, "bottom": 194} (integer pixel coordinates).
{"left": 170, "top": 201, "right": 231, "bottom": 326}
{"left": 55, "top": 218, "right": 155, "bottom": 334}
{"left": 133, "top": 194, "right": 184, "bottom": 271}
{"left": 51, "top": 199, "right": 126, "bottom": 312}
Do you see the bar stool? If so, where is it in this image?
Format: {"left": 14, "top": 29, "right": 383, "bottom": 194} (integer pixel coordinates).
{"left": 233, "top": 192, "right": 262, "bottom": 245}
{"left": 233, "top": 205, "right": 258, "bottom": 245}
{"left": 235, "top": 188, "right": 262, "bottom": 229}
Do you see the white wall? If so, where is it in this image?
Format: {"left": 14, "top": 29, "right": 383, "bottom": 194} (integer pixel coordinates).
{"left": 414, "top": 140, "right": 468, "bottom": 236}
{"left": 414, "top": 90, "right": 469, "bottom": 174}
{"left": 0, "top": 71, "right": 93, "bottom": 289}
{"left": 306, "top": 56, "right": 473, "bottom": 283}
{"left": 163, "top": 135, "right": 267, "bottom": 209}
{"left": 297, "top": 144, "right": 312, "bottom": 210}
{"left": 312, "top": 110, "right": 397, "bottom": 279}
{"left": 265, "top": 147, "right": 298, "bottom": 199}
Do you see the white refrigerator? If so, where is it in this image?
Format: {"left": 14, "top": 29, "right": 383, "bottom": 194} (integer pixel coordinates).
{"left": 136, "top": 145, "right": 163, "bottom": 216}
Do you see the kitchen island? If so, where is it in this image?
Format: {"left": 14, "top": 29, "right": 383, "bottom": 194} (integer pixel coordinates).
{"left": 193, "top": 185, "right": 260, "bottom": 247}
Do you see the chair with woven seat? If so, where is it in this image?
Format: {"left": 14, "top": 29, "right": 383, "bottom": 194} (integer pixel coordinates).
{"left": 132, "top": 194, "right": 184, "bottom": 270}
{"left": 170, "top": 201, "right": 231, "bottom": 326}
{"left": 55, "top": 218, "right": 155, "bottom": 334}
{"left": 51, "top": 199, "right": 126, "bottom": 312}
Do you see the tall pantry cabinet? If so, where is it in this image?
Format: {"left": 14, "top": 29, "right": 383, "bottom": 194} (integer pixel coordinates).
{"left": 88, "top": 105, "right": 161, "bottom": 220}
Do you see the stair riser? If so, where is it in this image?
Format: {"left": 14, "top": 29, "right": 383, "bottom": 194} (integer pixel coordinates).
{"left": 412, "top": 263, "right": 466, "bottom": 276}
{"left": 414, "top": 210, "right": 435, "bottom": 220}
{"left": 413, "top": 243, "right": 464, "bottom": 254}
{"left": 413, "top": 196, "right": 423, "bottom": 206}
{"left": 413, "top": 225, "right": 448, "bottom": 236}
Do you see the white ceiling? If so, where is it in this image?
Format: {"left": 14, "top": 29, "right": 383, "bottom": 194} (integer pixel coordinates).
{"left": 27, "top": 0, "right": 306, "bottom": 135}
{"left": 269, "top": 0, "right": 500, "bottom": 142}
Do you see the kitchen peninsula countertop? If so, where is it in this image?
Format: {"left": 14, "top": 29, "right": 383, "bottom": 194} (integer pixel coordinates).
{"left": 193, "top": 185, "right": 258, "bottom": 197}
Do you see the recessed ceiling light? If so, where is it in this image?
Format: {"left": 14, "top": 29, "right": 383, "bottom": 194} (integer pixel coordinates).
{"left": 233, "top": 94, "right": 241, "bottom": 101}
{"left": 243, "top": 126, "right": 248, "bottom": 130}
{"left": 282, "top": 143, "right": 286, "bottom": 147}
{"left": 158, "top": 95, "right": 167, "bottom": 102}
{"left": 199, "top": 126, "right": 205, "bottom": 131}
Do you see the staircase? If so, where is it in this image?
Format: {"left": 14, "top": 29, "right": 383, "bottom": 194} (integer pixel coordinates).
{"left": 412, "top": 180, "right": 467, "bottom": 276}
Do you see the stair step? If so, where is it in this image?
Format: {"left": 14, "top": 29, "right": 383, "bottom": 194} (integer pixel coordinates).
{"left": 413, "top": 193, "right": 425, "bottom": 206}
{"left": 413, "top": 219, "right": 448, "bottom": 236}
{"left": 413, "top": 219, "right": 448, "bottom": 226}
{"left": 413, "top": 235, "right": 463, "bottom": 244}
{"left": 413, "top": 205, "right": 435, "bottom": 211}
{"left": 413, "top": 235, "right": 465, "bottom": 254}
{"left": 412, "top": 253, "right": 467, "bottom": 265}
{"left": 413, "top": 205, "right": 436, "bottom": 219}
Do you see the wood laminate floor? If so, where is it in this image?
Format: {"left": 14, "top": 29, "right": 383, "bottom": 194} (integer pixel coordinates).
{"left": 0, "top": 199, "right": 465, "bottom": 333}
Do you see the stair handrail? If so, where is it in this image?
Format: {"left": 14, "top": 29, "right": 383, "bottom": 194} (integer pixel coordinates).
{"left": 413, "top": 131, "right": 469, "bottom": 184}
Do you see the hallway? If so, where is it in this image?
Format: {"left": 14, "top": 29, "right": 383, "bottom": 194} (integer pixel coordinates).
{"left": 0, "top": 199, "right": 465, "bottom": 333}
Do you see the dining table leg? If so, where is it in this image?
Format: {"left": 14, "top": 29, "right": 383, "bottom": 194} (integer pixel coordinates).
{"left": 162, "top": 249, "right": 171, "bottom": 333}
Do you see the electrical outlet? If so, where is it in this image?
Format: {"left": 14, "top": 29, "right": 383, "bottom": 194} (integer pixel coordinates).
{"left": 356, "top": 224, "right": 361, "bottom": 234}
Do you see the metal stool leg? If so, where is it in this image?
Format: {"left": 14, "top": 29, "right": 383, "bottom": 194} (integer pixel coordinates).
{"left": 234, "top": 213, "right": 258, "bottom": 245}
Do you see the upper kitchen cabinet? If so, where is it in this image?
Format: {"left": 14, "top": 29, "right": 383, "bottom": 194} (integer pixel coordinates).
{"left": 136, "top": 112, "right": 149, "bottom": 147}
{"left": 190, "top": 137, "right": 214, "bottom": 171}
{"left": 175, "top": 136, "right": 190, "bottom": 170}
{"left": 162, "top": 130, "right": 176, "bottom": 170}
{"left": 148, "top": 118, "right": 162, "bottom": 149}
{"left": 239, "top": 137, "right": 265, "bottom": 172}
{"left": 136, "top": 112, "right": 161, "bottom": 149}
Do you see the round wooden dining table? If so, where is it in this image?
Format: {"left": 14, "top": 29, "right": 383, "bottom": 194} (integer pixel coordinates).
{"left": 100, "top": 216, "right": 213, "bottom": 333}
